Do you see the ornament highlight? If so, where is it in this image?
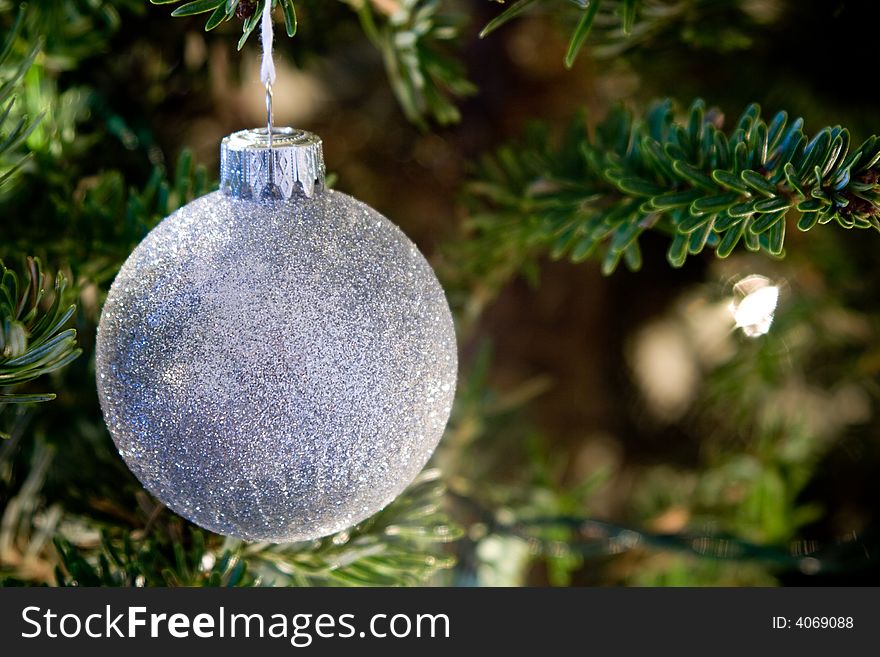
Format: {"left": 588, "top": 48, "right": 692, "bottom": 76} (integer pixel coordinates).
{"left": 96, "top": 128, "right": 457, "bottom": 542}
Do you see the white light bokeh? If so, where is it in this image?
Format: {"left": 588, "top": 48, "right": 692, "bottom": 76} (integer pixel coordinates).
{"left": 728, "top": 274, "right": 780, "bottom": 337}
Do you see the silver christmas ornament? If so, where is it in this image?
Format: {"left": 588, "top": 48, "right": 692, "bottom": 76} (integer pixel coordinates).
{"left": 96, "top": 127, "right": 457, "bottom": 542}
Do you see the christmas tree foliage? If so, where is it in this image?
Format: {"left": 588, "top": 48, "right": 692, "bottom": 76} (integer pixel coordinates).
{"left": 2, "top": 0, "right": 879, "bottom": 586}
{"left": 464, "top": 100, "right": 880, "bottom": 279}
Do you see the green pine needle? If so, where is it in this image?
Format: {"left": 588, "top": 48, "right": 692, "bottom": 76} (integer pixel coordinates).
{"left": 0, "top": 258, "right": 82, "bottom": 408}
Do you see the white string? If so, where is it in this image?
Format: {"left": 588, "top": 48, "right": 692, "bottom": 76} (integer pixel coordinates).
{"left": 260, "top": 0, "right": 276, "bottom": 88}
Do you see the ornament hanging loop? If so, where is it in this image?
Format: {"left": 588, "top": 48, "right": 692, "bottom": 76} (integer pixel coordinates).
{"left": 223, "top": 0, "right": 324, "bottom": 200}
{"left": 266, "top": 82, "right": 274, "bottom": 150}
{"left": 261, "top": 0, "right": 276, "bottom": 153}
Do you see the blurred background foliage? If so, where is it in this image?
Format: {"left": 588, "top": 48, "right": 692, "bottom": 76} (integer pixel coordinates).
{"left": 1, "top": 0, "right": 879, "bottom": 586}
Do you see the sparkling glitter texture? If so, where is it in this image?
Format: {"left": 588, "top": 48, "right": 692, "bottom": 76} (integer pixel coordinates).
{"left": 96, "top": 188, "right": 457, "bottom": 542}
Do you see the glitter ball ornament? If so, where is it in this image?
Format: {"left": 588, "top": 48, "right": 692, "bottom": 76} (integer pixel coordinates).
{"left": 96, "top": 128, "right": 457, "bottom": 542}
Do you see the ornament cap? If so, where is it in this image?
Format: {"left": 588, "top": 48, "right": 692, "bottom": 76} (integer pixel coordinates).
{"left": 220, "top": 127, "right": 325, "bottom": 200}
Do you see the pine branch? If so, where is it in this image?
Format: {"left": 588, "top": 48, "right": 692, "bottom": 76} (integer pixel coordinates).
{"left": 151, "top": 0, "right": 475, "bottom": 126}
{"left": 3, "top": 150, "right": 211, "bottom": 285}
{"left": 0, "top": 8, "right": 42, "bottom": 191}
{"left": 1, "top": 2, "right": 144, "bottom": 72}
{"left": 150, "top": 0, "right": 298, "bottom": 50}
{"left": 343, "top": 0, "right": 476, "bottom": 127}
{"left": 482, "top": 0, "right": 764, "bottom": 66}
{"left": 482, "top": 0, "right": 641, "bottom": 67}
{"left": 0, "top": 258, "right": 81, "bottom": 408}
{"left": 461, "top": 98, "right": 880, "bottom": 284}
{"left": 241, "top": 469, "right": 461, "bottom": 586}
{"left": 54, "top": 530, "right": 250, "bottom": 587}
{"left": 47, "top": 470, "right": 459, "bottom": 586}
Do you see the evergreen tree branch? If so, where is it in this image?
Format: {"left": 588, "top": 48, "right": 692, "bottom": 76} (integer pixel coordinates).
{"left": 46, "top": 470, "right": 459, "bottom": 586}
{"left": 241, "top": 469, "right": 461, "bottom": 586}
{"left": 342, "top": 0, "right": 476, "bottom": 127}
{"left": 459, "top": 98, "right": 880, "bottom": 287}
{"left": 482, "top": 0, "right": 767, "bottom": 66}
{"left": 53, "top": 530, "right": 251, "bottom": 587}
{"left": 150, "top": 0, "right": 475, "bottom": 126}
{"left": 0, "top": 258, "right": 81, "bottom": 407}
{"left": 2, "top": 149, "right": 211, "bottom": 286}
{"left": 482, "top": 0, "right": 645, "bottom": 66}
{"left": 1, "top": 1, "right": 144, "bottom": 69}
{"left": 0, "top": 7, "right": 42, "bottom": 191}
{"left": 150, "top": 0, "right": 298, "bottom": 50}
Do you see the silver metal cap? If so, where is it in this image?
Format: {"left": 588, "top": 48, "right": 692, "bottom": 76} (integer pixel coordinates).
{"left": 220, "top": 127, "right": 325, "bottom": 200}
